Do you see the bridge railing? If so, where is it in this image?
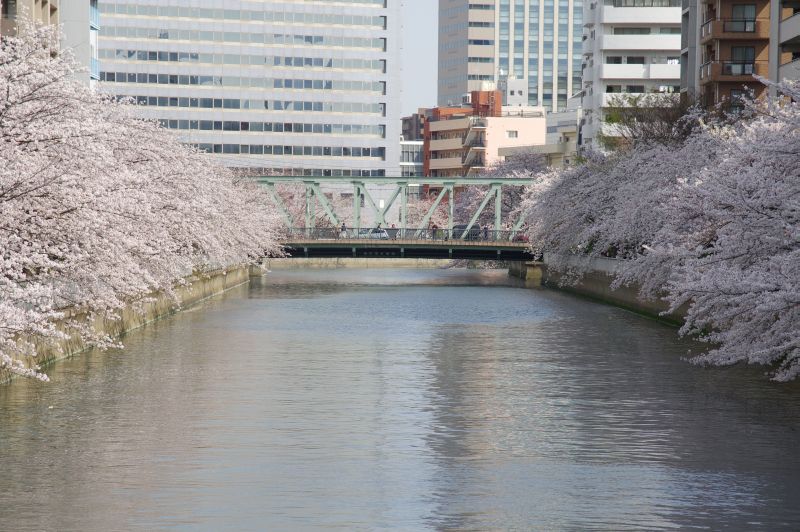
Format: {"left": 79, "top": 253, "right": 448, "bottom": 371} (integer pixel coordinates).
{"left": 283, "top": 227, "right": 529, "bottom": 243}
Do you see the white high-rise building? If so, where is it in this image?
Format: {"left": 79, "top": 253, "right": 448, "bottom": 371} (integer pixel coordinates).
{"left": 438, "top": 0, "right": 584, "bottom": 112}
{"left": 579, "top": 0, "right": 682, "bottom": 150}
{"left": 61, "top": 0, "right": 101, "bottom": 86}
{"left": 97, "top": 0, "right": 400, "bottom": 177}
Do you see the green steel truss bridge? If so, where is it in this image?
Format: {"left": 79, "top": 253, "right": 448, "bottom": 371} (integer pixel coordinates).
{"left": 257, "top": 176, "right": 533, "bottom": 261}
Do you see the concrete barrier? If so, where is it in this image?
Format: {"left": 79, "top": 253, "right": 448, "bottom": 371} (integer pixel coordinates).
{"left": 1, "top": 266, "right": 252, "bottom": 384}
{"left": 510, "top": 255, "right": 685, "bottom": 325}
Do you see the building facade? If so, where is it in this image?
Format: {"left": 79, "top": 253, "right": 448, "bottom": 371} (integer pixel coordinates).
{"left": 579, "top": 0, "right": 682, "bottom": 150}
{"left": 438, "top": 0, "right": 583, "bottom": 113}
{"left": 61, "top": 0, "right": 100, "bottom": 85}
{"left": 401, "top": 110, "right": 425, "bottom": 141}
{"left": 1, "top": 0, "right": 59, "bottom": 36}
{"left": 424, "top": 90, "right": 546, "bottom": 177}
{"left": 400, "top": 139, "right": 423, "bottom": 176}
{"left": 498, "top": 92, "right": 581, "bottom": 166}
{"left": 683, "top": 0, "right": 800, "bottom": 107}
{"left": 97, "top": 0, "right": 401, "bottom": 177}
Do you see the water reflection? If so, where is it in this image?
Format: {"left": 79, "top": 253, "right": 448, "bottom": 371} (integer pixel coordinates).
{"left": 1, "top": 269, "right": 799, "bottom": 530}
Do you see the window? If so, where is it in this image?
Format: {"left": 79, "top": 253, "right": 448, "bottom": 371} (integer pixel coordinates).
{"left": 507, "top": 130, "right": 519, "bottom": 138}
{"left": 613, "top": 27, "right": 651, "bottom": 35}
{"left": 626, "top": 56, "right": 645, "bottom": 64}
{"left": 626, "top": 85, "right": 645, "bottom": 93}
{"left": 606, "top": 85, "right": 622, "bottom": 93}
{"left": 606, "top": 56, "right": 623, "bottom": 64}
{"left": 729, "top": 5, "right": 756, "bottom": 32}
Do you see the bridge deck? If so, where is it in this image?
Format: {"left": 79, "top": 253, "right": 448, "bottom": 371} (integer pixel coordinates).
{"left": 283, "top": 238, "right": 532, "bottom": 261}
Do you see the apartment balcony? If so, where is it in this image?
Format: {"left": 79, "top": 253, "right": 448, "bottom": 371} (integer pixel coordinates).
{"left": 603, "top": 6, "right": 681, "bottom": 25}
{"left": 699, "top": 60, "right": 769, "bottom": 85}
{"left": 779, "top": 58, "right": 800, "bottom": 81}
{"left": 429, "top": 137, "right": 464, "bottom": 151}
{"left": 462, "top": 146, "right": 486, "bottom": 166}
{"left": 602, "top": 34, "right": 682, "bottom": 51}
{"left": 600, "top": 63, "right": 681, "bottom": 80}
{"left": 699, "top": 19, "right": 770, "bottom": 44}
{"left": 465, "top": 165, "right": 486, "bottom": 177}
{"left": 780, "top": 12, "right": 800, "bottom": 45}
{"left": 428, "top": 157, "right": 464, "bottom": 171}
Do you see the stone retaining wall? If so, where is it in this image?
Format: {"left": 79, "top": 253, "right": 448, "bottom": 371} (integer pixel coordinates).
{"left": 1, "top": 266, "right": 252, "bottom": 384}
{"left": 510, "top": 255, "right": 685, "bottom": 325}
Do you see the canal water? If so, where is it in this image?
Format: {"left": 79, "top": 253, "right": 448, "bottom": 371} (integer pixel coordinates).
{"left": 1, "top": 269, "right": 799, "bottom": 531}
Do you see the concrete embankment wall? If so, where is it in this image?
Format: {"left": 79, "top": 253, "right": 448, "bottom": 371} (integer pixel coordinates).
{"left": 1, "top": 266, "right": 253, "bottom": 384}
{"left": 265, "top": 257, "right": 454, "bottom": 269}
{"left": 510, "top": 255, "right": 685, "bottom": 325}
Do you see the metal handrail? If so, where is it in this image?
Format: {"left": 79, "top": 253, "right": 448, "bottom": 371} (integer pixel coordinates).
{"left": 283, "top": 227, "right": 529, "bottom": 243}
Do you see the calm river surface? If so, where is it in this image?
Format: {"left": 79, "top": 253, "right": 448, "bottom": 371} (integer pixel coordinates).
{"left": 1, "top": 269, "right": 799, "bottom": 531}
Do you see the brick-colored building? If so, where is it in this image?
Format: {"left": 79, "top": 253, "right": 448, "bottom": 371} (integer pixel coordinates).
{"left": 683, "top": 0, "right": 800, "bottom": 107}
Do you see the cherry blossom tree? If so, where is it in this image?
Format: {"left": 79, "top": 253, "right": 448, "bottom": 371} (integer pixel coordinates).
{"left": 1, "top": 22, "right": 282, "bottom": 381}
{"left": 521, "top": 80, "right": 799, "bottom": 380}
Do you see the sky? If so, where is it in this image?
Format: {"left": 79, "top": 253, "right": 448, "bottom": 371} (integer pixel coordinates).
{"left": 399, "top": 0, "right": 438, "bottom": 116}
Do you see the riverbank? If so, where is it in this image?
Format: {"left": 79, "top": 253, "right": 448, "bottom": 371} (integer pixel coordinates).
{"left": 509, "top": 255, "right": 686, "bottom": 325}
{"left": 1, "top": 266, "right": 252, "bottom": 384}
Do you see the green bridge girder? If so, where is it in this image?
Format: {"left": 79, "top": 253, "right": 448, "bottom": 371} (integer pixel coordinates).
{"left": 255, "top": 175, "right": 529, "bottom": 239}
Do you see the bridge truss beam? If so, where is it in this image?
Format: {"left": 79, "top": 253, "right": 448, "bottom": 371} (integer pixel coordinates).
{"left": 258, "top": 176, "right": 529, "bottom": 240}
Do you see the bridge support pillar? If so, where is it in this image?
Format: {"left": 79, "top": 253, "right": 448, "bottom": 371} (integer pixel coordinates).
{"left": 509, "top": 261, "right": 544, "bottom": 288}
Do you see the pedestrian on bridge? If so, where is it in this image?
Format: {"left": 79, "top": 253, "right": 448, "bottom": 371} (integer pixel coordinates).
{"left": 340, "top": 221, "right": 346, "bottom": 239}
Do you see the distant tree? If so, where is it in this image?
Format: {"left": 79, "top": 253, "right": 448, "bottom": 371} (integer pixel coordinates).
{"left": 454, "top": 153, "right": 546, "bottom": 228}
{"left": 600, "top": 92, "right": 700, "bottom": 150}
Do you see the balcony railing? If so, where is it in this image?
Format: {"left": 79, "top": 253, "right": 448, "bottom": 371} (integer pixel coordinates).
{"left": 724, "top": 19, "right": 755, "bottom": 32}
{"left": 699, "top": 60, "right": 768, "bottom": 81}
{"left": 700, "top": 18, "right": 768, "bottom": 40}
{"left": 722, "top": 61, "right": 756, "bottom": 75}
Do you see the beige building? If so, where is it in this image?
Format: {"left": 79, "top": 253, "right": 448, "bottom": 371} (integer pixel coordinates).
{"left": 426, "top": 107, "right": 546, "bottom": 177}
{"left": 500, "top": 94, "right": 582, "bottom": 167}
{"left": 1, "top": 0, "right": 59, "bottom": 35}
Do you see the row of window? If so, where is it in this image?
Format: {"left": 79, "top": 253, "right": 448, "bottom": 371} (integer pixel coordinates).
{"left": 246, "top": 168, "right": 388, "bottom": 178}
{"left": 100, "top": 26, "right": 387, "bottom": 50}
{"left": 101, "top": 48, "right": 385, "bottom": 72}
{"left": 100, "top": 71, "right": 385, "bottom": 94}
{"left": 605, "top": 84, "right": 681, "bottom": 93}
{"left": 612, "top": 27, "right": 681, "bottom": 34}
{"left": 440, "top": 21, "right": 496, "bottom": 34}
{"left": 193, "top": 143, "right": 386, "bottom": 158}
{"left": 116, "top": 94, "right": 385, "bottom": 115}
{"left": 101, "top": 2, "right": 386, "bottom": 28}
{"left": 158, "top": 118, "right": 385, "bottom": 137}
{"left": 604, "top": 56, "right": 680, "bottom": 64}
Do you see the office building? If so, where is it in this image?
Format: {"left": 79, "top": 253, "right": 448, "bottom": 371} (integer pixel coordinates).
{"left": 579, "top": 0, "right": 682, "bottom": 150}
{"left": 438, "top": 0, "right": 584, "bottom": 113}
{"left": 97, "top": 0, "right": 401, "bottom": 177}
{"left": 400, "top": 139, "right": 423, "bottom": 176}
{"left": 401, "top": 110, "right": 425, "bottom": 141}
{"left": 61, "top": 1, "right": 100, "bottom": 85}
